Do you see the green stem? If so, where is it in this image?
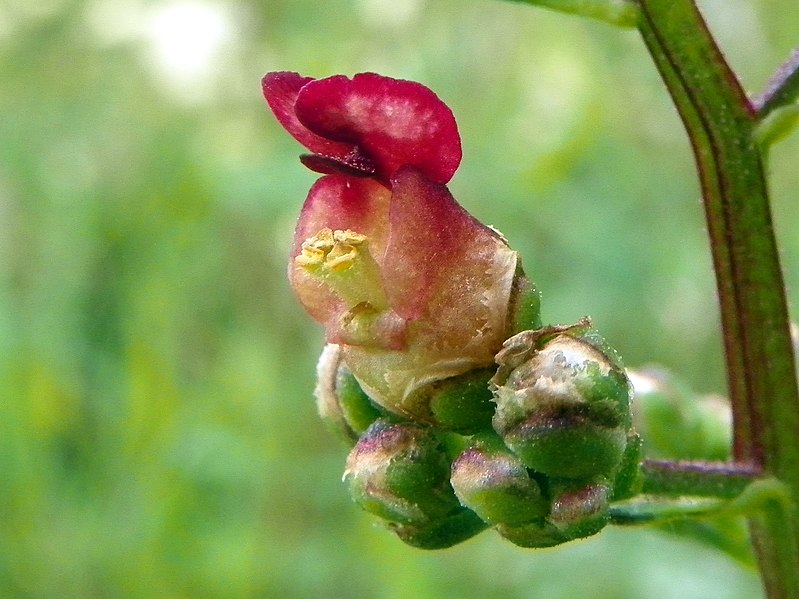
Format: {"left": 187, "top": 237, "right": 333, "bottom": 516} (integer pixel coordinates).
{"left": 635, "top": 1, "right": 799, "bottom": 596}
{"left": 754, "top": 49, "right": 799, "bottom": 117}
{"left": 610, "top": 496, "right": 728, "bottom": 524}
{"left": 610, "top": 459, "right": 762, "bottom": 525}
{"left": 640, "top": 459, "right": 761, "bottom": 499}
{"left": 506, "top": 0, "right": 639, "bottom": 27}
{"left": 611, "top": 472, "right": 790, "bottom": 525}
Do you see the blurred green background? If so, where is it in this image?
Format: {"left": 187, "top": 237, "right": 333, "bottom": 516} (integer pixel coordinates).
{"left": 2, "top": 0, "right": 797, "bottom": 597}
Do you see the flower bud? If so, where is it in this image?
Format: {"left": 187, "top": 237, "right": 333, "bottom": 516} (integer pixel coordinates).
{"left": 495, "top": 520, "right": 568, "bottom": 548}
{"left": 389, "top": 508, "right": 488, "bottom": 550}
{"left": 495, "top": 480, "right": 611, "bottom": 548}
{"left": 315, "top": 344, "right": 385, "bottom": 444}
{"left": 490, "top": 321, "right": 632, "bottom": 480}
{"left": 417, "top": 367, "right": 497, "bottom": 434}
{"left": 344, "top": 419, "right": 461, "bottom": 525}
{"left": 548, "top": 479, "right": 611, "bottom": 540}
{"left": 450, "top": 435, "right": 548, "bottom": 525}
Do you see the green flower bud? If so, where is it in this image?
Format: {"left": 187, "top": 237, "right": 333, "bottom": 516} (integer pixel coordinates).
{"left": 548, "top": 479, "right": 611, "bottom": 540}
{"left": 496, "top": 480, "right": 611, "bottom": 548}
{"left": 495, "top": 519, "right": 569, "bottom": 548}
{"left": 419, "top": 367, "right": 497, "bottom": 434}
{"left": 389, "top": 508, "right": 488, "bottom": 550}
{"left": 490, "top": 320, "right": 633, "bottom": 480}
{"left": 450, "top": 435, "right": 548, "bottom": 525}
{"left": 315, "top": 344, "right": 386, "bottom": 444}
{"left": 344, "top": 419, "right": 461, "bottom": 525}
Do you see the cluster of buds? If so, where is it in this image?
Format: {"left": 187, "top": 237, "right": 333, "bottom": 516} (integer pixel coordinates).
{"left": 264, "top": 71, "right": 639, "bottom": 549}
{"left": 319, "top": 322, "right": 640, "bottom": 548}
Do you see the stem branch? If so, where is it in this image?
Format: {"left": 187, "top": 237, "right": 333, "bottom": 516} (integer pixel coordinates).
{"left": 754, "top": 49, "right": 799, "bottom": 117}
{"left": 635, "top": 1, "right": 799, "bottom": 595}
{"left": 640, "top": 459, "right": 761, "bottom": 499}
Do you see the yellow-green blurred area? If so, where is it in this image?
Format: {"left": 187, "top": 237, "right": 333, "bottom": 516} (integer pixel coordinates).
{"left": 2, "top": 0, "right": 797, "bottom": 596}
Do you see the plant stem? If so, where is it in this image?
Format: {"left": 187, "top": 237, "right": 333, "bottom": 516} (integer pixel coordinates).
{"left": 506, "top": 0, "right": 639, "bottom": 27}
{"left": 753, "top": 49, "right": 799, "bottom": 117}
{"left": 640, "top": 459, "right": 761, "bottom": 499}
{"left": 609, "top": 459, "right": 763, "bottom": 525}
{"left": 635, "top": 1, "right": 799, "bottom": 596}
{"left": 611, "top": 472, "right": 790, "bottom": 526}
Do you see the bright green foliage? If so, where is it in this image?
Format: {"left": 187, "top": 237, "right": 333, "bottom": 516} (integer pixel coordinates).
{"left": 336, "top": 366, "right": 386, "bottom": 436}
{"left": 509, "top": 266, "right": 544, "bottom": 333}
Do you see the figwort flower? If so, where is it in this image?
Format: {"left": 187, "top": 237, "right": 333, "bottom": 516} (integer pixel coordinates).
{"left": 263, "top": 72, "right": 539, "bottom": 423}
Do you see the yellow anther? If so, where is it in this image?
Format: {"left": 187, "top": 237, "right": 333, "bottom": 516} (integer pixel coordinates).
{"left": 295, "top": 228, "right": 369, "bottom": 273}
{"left": 309, "top": 228, "right": 335, "bottom": 250}
{"left": 326, "top": 243, "right": 358, "bottom": 272}
{"left": 333, "top": 229, "right": 367, "bottom": 245}
{"left": 295, "top": 245, "right": 325, "bottom": 267}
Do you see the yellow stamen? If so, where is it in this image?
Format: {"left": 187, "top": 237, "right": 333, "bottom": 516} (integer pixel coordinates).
{"left": 294, "top": 227, "right": 391, "bottom": 320}
{"left": 295, "top": 228, "right": 368, "bottom": 272}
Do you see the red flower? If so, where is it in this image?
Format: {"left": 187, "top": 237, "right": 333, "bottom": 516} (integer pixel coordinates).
{"left": 263, "top": 71, "right": 535, "bottom": 420}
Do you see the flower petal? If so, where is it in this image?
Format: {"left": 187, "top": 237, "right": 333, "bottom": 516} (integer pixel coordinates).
{"left": 384, "top": 166, "right": 514, "bottom": 322}
{"left": 295, "top": 73, "right": 462, "bottom": 184}
{"left": 262, "top": 71, "right": 357, "bottom": 161}
{"left": 290, "top": 174, "right": 391, "bottom": 260}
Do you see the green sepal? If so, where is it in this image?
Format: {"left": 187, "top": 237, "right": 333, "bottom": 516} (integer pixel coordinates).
{"left": 611, "top": 432, "right": 643, "bottom": 501}
{"left": 336, "top": 366, "right": 386, "bottom": 435}
{"left": 508, "top": 268, "right": 542, "bottom": 334}
{"left": 389, "top": 508, "right": 488, "bottom": 550}
{"left": 426, "top": 368, "right": 496, "bottom": 434}
{"left": 577, "top": 366, "right": 632, "bottom": 428}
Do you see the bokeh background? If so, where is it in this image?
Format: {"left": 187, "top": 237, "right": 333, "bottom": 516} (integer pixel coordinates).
{"left": 2, "top": 0, "right": 797, "bottom": 597}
